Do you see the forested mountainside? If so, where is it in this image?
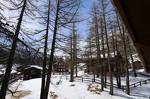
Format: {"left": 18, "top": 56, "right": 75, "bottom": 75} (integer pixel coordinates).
{"left": 0, "top": 20, "right": 43, "bottom": 65}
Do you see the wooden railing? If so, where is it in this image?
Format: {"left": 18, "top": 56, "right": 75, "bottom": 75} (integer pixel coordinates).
{"left": 122, "top": 79, "right": 150, "bottom": 91}
{"left": 75, "top": 77, "right": 120, "bottom": 89}
{"left": 130, "top": 79, "right": 150, "bottom": 87}
{"left": 75, "top": 77, "right": 150, "bottom": 98}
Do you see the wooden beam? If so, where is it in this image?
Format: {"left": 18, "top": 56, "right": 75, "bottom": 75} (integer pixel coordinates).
{"left": 111, "top": 0, "right": 147, "bottom": 70}
{"left": 134, "top": 42, "right": 150, "bottom": 49}
{"left": 111, "top": 0, "right": 136, "bottom": 42}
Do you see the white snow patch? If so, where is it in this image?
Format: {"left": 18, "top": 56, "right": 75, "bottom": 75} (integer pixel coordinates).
{"left": 78, "top": 71, "right": 85, "bottom": 77}
{"left": 6, "top": 75, "right": 150, "bottom": 99}
{"left": 25, "top": 65, "right": 42, "bottom": 70}
{"left": 0, "top": 68, "right": 17, "bottom": 75}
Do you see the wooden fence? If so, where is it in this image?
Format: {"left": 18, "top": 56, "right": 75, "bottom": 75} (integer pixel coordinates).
{"left": 75, "top": 77, "right": 150, "bottom": 99}
{"left": 75, "top": 77, "right": 120, "bottom": 89}
{"left": 122, "top": 79, "right": 150, "bottom": 91}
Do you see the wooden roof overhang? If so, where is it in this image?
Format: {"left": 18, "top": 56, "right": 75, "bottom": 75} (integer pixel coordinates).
{"left": 112, "top": 0, "right": 150, "bottom": 72}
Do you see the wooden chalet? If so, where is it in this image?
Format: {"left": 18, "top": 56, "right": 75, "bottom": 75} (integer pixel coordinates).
{"left": 53, "top": 58, "right": 68, "bottom": 74}
{"left": 23, "top": 65, "right": 42, "bottom": 80}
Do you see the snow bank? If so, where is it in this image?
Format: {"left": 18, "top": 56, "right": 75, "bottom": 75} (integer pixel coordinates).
{"left": 6, "top": 75, "right": 150, "bottom": 99}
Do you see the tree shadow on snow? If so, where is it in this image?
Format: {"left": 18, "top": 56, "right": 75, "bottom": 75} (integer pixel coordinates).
{"left": 130, "top": 87, "right": 150, "bottom": 99}
{"left": 104, "top": 90, "right": 135, "bottom": 99}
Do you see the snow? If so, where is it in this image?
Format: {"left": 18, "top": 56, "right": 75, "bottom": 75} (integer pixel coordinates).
{"left": 0, "top": 64, "right": 4, "bottom": 69}
{"left": 0, "top": 64, "right": 21, "bottom": 70}
{"left": 77, "top": 63, "right": 86, "bottom": 71}
{"left": 0, "top": 64, "right": 21, "bottom": 75}
{"left": 128, "top": 54, "right": 141, "bottom": 63}
{"left": 78, "top": 63, "right": 86, "bottom": 67}
{"left": 131, "top": 84, "right": 150, "bottom": 98}
{"left": 0, "top": 71, "right": 3, "bottom": 75}
{"left": 6, "top": 75, "right": 150, "bottom": 99}
{"left": 12, "top": 64, "right": 22, "bottom": 70}
{"left": 106, "top": 75, "right": 148, "bottom": 86}
{"left": 137, "top": 69, "right": 150, "bottom": 76}
{"left": 78, "top": 71, "right": 85, "bottom": 76}
{"left": 25, "top": 65, "right": 42, "bottom": 70}
{"left": 137, "top": 69, "right": 145, "bottom": 73}
{"left": 0, "top": 68, "right": 17, "bottom": 75}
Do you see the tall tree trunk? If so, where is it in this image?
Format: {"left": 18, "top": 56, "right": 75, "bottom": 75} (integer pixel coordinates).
{"left": 89, "top": 40, "right": 94, "bottom": 82}
{"left": 114, "top": 26, "right": 122, "bottom": 88}
{"left": 70, "top": 34, "right": 74, "bottom": 82}
{"left": 75, "top": 58, "right": 77, "bottom": 77}
{"left": 0, "top": 0, "right": 27, "bottom": 98}
{"left": 93, "top": 6, "right": 103, "bottom": 90}
{"left": 105, "top": 24, "right": 113, "bottom": 95}
{"left": 127, "top": 36, "right": 137, "bottom": 77}
{"left": 122, "top": 25, "right": 130, "bottom": 95}
{"left": 100, "top": 18, "right": 106, "bottom": 88}
{"left": 72, "top": 22, "right": 77, "bottom": 77}
{"left": 75, "top": 57, "right": 77, "bottom": 77}
{"left": 75, "top": 46, "right": 77, "bottom": 77}
{"left": 111, "top": 24, "right": 118, "bottom": 88}
{"left": 75, "top": 38, "right": 78, "bottom": 78}
{"left": 116, "top": 15, "right": 130, "bottom": 94}
{"left": 40, "top": 0, "right": 51, "bottom": 99}
{"left": 102, "top": 0, "right": 113, "bottom": 95}
{"left": 43, "top": 0, "right": 60, "bottom": 99}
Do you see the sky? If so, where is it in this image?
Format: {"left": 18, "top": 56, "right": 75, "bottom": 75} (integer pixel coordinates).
{"left": 55, "top": 0, "right": 95, "bottom": 56}
{"left": 77, "top": 0, "right": 94, "bottom": 39}
{"left": 0, "top": 0, "right": 96, "bottom": 55}
{"left": 56, "top": 0, "right": 95, "bottom": 56}
{"left": 0, "top": 0, "right": 94, "bottom": 39}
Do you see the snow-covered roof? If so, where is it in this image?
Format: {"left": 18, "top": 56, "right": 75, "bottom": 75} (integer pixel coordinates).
{"left": 25, "top": 65, "right": 42, "bottom": 70}
{"left": 78, "top": 63, "right": 86, "bottom": 67}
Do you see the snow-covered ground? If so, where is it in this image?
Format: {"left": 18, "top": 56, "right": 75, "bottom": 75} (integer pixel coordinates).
{"left": 131, "top": 84, "right": 150, "bottom": 99}
{"left": 6, "top": 74, "right": 150, "bottom": 99}
{"left": 77, "top": 70, "right": 149, "bottom": 86}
